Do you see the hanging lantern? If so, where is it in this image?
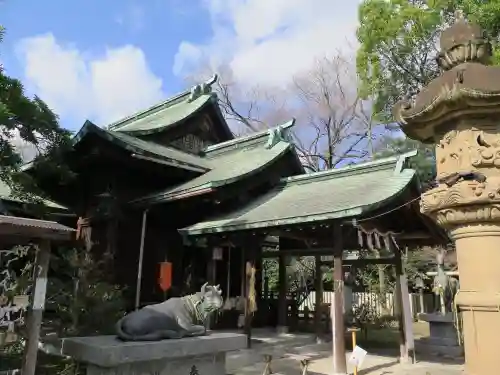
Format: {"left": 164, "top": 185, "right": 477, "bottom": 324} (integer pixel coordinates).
{"left": 158, "top": 262, "right": 172, "bottom": 292}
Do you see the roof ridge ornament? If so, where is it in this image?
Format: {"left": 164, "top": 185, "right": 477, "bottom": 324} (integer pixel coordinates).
{"left": 266, "top": 125, "right": 292, "bottom": 149}
{"left": 437, "top": 10, "right": 491, "bottom": 71}
{"left": 187, "top": 74, "right": 219, "bottom": 103}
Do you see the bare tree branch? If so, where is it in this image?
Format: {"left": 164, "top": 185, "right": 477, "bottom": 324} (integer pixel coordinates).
{"left": 184, "top": 53, "right": 379, "bottom": 171}
{"left": 291, "top": 54, "right": 376, "bottom": 171}
{"left": 184, "top": 64, "right": 290, "bottom": 135}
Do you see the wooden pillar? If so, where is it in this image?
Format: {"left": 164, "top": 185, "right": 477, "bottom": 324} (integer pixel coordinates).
{"left": 22, "top": 240, "right": 51, "bottom": 375}
{"left": 244, "top": 246, "right": 257, "bottom": 348}
{"left": 314, "top": 254, "right": 324, "bottom": 343}
{"left": 277, "top": 251, "right": 288, "bottom": 334}
{"left": 255, "top": 247, "right": 263, "bottom": 321}
{"left": 332, "top": 224, "right": 347, "bottom": 375}
{"left": 207, "top": 248, "right": 217, "bottom": 329}
{"left": 392, "top": 240, "right": 410, "bottom": 363}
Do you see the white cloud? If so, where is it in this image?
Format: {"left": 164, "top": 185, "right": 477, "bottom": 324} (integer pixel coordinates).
{"left": 173, "top": 0, "right": 360, "bottom": 89}
{"left": 15, "top": 33, "right": 164, "bottom": 127}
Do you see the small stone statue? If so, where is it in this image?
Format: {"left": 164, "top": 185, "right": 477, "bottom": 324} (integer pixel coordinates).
{"left": 433, "top": 249, "right": 459, "bottom": 313}
{"left": 116, "top": 283, "right": 223, "bottom": 341}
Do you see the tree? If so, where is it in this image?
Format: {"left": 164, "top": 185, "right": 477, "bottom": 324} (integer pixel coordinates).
{"left": 187, "top": 53, "right": 378, "bottom": 171}
{"left": 185, "top": 64, "right": 291, "bottom": 135}
{"left": 356, "top": 0, "right": 500, "bottom": 122}
{"left": 292, "top": 55, "right": 377, "bottom": 171}
{"left": 0, "top": 25, "right": 71, "bottom": 200}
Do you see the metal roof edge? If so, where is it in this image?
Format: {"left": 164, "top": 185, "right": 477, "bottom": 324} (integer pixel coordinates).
{"left": 203, "top": 118, "right": 296, "bottom": 154}
{"left": 279, "top": 156, "right": 398, "bottom": 185}
{"left": 73, "top": 121, "right": 211, "bottom": 172}
{"left": 278, "top": 150, "right": 419, "bottom": 186}
{"left": 179, "top": 166, "right": 416, "bottom": 236}
{"left": 178, "top": 207, "right": 364, "bottom": 236}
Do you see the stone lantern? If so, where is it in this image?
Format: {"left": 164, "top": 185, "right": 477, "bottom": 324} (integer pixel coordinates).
{"left": 393, "top": 11, "right": 500, "bottom": 375}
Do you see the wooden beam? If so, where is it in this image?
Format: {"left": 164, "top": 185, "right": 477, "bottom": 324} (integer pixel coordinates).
{"left": 262, "top": 249, "right": 396, "bottom": 266}
{"left": 394, "top": 232, "right": 432, "bottom": 240}
{"left": 277, "top": 252, "right": 288, "bottom": 334}
{"left": 324, "top": 257, "right": 396, "bottom": 266}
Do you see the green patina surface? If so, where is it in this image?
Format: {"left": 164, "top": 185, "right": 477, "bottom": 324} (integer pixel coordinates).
{"left": 110, "top": 93, "right": 215, "bottom": 135}
{"left": 178, "top": 152, "right": 418, "bottom": 235}
{"left": 130, "top": 119, "right": 298, "bottom": 206}
{"left": 107, "top": 75, "right": 230, "bottom": 138}
{"left": 203, "top": 119, "right": 295, "bottom": 157}
{"left": 75, "top": 121, "right": 211, "bottom": 172}
{"left": 132, "top": 141, "right": 292, "bottom": 206}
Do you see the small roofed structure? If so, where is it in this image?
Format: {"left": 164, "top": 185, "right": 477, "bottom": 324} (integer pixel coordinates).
{"left": 22, "top": 74, "right": 303, "bottom": 313}
{"left": 179, "top": 152, "right": 448, "bottom": 373}
{"left": 180, "top": 151, "right": 447, "bottom": 246}
{"left": 0, "top": 215, "right": 75, "bottom": 375}
{"left": 0, "top": 215, "right": 74, "bottom": 241}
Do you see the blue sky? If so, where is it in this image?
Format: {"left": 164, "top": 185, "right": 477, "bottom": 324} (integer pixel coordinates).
{"left": 1, "top": 0, "right": 361, "bottom": 136}
{"left": 1, "top": 0, "right": 208, "bottom": 92}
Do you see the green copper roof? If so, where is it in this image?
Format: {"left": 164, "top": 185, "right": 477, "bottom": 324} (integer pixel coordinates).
{"left": 75, "top": 121, "right": 211, "bottom": 172}
{"left": 110, "top": 94, "right": 215, "bottom": 135}
{"left": 179, "top": 152, "right": 418, "bottom": 236}
{"left": 131, "top": 140, "right": 293, "bottom": 206}
{"left": 107, "top": 75, "right": 232, "bottom": 138}
{"left": 203, "top": 119, "right": 296, "bottom": 157}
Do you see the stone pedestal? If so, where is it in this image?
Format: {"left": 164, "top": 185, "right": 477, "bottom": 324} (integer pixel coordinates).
{"left": 392, "top": 12, "right": 500, "bottom": 375}
{"left": 61, "top": 332, "right": 246, "bottom": 375}
{"left": 416, "top": 313, "right": 463, "bottom": 358}
{"left": 453, "top": 224, "right": 500, "bottom": 375}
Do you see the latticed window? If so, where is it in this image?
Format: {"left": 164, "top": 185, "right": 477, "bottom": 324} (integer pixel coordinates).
{"left": 170, "top": 134, "right": 211, "bottom": 153}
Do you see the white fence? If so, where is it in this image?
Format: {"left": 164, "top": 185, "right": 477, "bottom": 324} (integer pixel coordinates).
{"left": 300, "top": 289, "right": 435, "bottom": 319}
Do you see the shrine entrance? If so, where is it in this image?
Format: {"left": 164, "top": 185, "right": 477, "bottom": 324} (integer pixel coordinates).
{"left": 179, "top": 153, "right": 447, "bottom": 374}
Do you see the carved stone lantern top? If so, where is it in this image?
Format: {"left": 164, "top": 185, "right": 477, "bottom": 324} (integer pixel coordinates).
{"left": 393, "top": 11, "right": 499, "bottom": 143}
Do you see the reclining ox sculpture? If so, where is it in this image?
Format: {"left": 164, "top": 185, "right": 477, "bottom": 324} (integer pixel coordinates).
{"left": 116, "top": 283, "right": 223, "bottom": 341}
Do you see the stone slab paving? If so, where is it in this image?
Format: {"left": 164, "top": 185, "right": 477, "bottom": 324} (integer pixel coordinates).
{"left": 225, "top": 330, "right": 464, "bottom": 375}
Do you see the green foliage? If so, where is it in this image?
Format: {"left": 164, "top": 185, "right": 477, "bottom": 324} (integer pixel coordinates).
{"left": 1, "top": 244, "right": 126, "bottom": 374}
{"left": 356, "top": 0, "right": 500, "bottom": 121}
{"left": 0, "top": 25, "right": 72, "bottom": 203}
{"left": 403, "top": 247, "right": 436, "bottom": 288}
{"left": 46, "top": 246, "right": 126, "bottom": 337}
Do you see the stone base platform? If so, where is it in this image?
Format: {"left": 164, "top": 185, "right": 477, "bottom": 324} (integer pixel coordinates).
{"left": 61, "top": 332, "right": 246, "bottom": 375}
{"left": 416, "top": 313, "right": 463, "bottom": 358}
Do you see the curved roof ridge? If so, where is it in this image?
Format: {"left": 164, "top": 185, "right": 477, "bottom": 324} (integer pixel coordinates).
{"left": 204, "top": 118, "right": 296, "bottom": 155}
{"left": 280, "top": 150, "right": 418, "bottom": 185}
{"left": 178, "top": 152, "right": 418, "bottom": 236}
{"left": 108, "top": 75, "right": 218, "bottom": 131}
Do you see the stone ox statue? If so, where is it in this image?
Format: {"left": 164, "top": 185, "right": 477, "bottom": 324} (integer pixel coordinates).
{"left": 116, "top": 283, "right": 223, "bottom": 341}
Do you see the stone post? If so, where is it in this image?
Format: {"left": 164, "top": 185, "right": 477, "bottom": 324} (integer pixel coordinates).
{"left": 393, "top": 12, "right": 500, "bottom": 375}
